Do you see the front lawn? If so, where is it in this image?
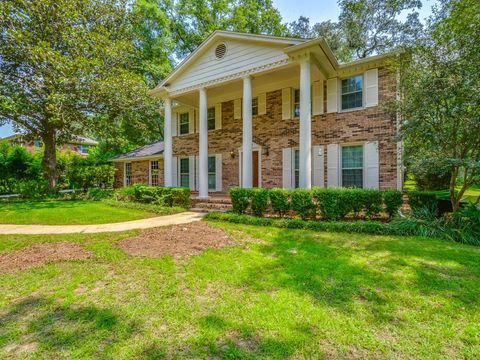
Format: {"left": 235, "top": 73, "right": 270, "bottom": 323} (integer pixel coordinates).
{"left": 1, "top": 223, "right": 479, "bottom": 358}
{"left": 0, "top": 200, "right": 161, "bottom": 225}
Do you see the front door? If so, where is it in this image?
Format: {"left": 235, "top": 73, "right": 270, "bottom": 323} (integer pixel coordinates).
{"left": 252, "top": 150, "right": 259, "bottom": 187}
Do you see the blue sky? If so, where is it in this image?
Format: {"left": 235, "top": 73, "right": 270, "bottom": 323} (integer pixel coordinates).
{"left": 0, "top": 0, "right": 436, "bottom": 138}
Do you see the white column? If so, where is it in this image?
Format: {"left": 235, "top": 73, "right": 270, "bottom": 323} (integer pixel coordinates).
{"left": 299, "top": 58, "right": 312, "bottom": 189}
{"left": 164, "top": 97, "right": 173, "bottom": 187}
{"left": 242, "top": 76, "right": 253, "bottom": 188}
{"left": 198, "top": 88, "right": 209, "bottom": 198}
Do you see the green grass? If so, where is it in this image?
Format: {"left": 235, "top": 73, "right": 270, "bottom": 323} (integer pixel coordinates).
{"left": 0, "top": 200, "right": 162, "bottom": 225}
{"left": 1, "top": 223, "right": 479, "bottom": 358}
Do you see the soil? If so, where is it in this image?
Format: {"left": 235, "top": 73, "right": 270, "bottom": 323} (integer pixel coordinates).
{"left": 0, "top": 242, "right": 92, "bottom": 272}
{"left": 118, "top": 221, "right": 233, "bottom": 257}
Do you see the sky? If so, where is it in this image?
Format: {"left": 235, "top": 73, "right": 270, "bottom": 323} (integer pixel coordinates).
{"left": 0, "top": 0, "right": 436, "bottom": 138}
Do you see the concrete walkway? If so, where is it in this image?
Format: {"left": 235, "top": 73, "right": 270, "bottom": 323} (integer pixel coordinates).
{"left": 0, "top": 212, "right": 205, "bottom": 235}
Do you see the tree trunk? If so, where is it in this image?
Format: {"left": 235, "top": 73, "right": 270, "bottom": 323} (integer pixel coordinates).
{"left": 42, "top": 131, "right": 58, "bottom": 189}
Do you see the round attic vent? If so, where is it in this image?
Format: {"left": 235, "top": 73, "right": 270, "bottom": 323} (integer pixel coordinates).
{"left": 215, "top": 43, "right": 227, "bottom": 59}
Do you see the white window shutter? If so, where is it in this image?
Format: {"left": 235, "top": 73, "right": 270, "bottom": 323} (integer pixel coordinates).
{"left": 258, "top": 93, "right": 266, "bottom": 115}
{"left": 312, "top": 145, "right": 325, "bottom": 187}
{"left": 282, "top": 88, "right": 292, "bottom": 120}
{"left": 365, "top": 68, "right": 379, "bottom": 107}
{"left": 188, "top": 109, "right": 194, "bottom": 134}
{"left": 327, "top": 78, "right": 338, "bottom": 113}
{"left": 172, "top": 156, "right": 178, "bottom": 187}
{"left": 234, "top": 99, "right": 242, "bottom": 120}
{"left": 172, "top": 112, "right": 178, "bottom": 137}
{"left": 327, "top": 144, "right": 339, "bottom": 187}
{"left": 215, "top": 103, "right": 222, "bottom": 130}
{"left": 364, "top": 141, "right": 379, "bottom": 189}
{"left": 195, "top": 108, "right": 199, "bottom": 133}
{"left": 312, "top": 81, "right": 324, "bottom": 115}
{"left": 195, "top": 156, "right": 199, "bottom": 191}
{"left": 188, "top": 155, "right": 195, "bottom": 189}
{"left": 282, "top": 148, "right": 293, "bottom": 189}
{"left": 215, "top": 154, "right": 222, "bottom": 192}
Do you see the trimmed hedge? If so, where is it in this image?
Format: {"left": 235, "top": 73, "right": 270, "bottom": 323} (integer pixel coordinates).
{"left": 230, "top": 187, "right": 404, "bottom": 221}
{"left": 114, "top": 184, "right": 190, "bottom": 208}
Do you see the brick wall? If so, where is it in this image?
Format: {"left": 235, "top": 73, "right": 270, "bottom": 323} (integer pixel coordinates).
{"left": 113, "top": 159, "right": 164, "bottom": 188}
{"left": 172, "top": 66, "right": 398, "bottom": 191}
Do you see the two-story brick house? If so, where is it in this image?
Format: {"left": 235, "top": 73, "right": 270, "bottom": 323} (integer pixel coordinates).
{"left": 113, "top": 30, "right": 403, "bottom": 196}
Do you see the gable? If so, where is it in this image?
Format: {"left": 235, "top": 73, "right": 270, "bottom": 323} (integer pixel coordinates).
{"left": 167, "top": 39, "right": 295, "bottom": 93}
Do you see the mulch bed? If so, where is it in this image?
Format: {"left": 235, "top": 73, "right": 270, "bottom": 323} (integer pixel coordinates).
{"left": 0, "top": 242, "right": 92, "bottom": 272}
{"left": 118, "top": 221, "right": 233, "bottom": 257}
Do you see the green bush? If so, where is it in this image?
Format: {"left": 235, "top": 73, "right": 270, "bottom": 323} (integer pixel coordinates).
{"left": 314, "top": 188, "right": 354, "bottom": 220}
{"left": 87, "top": 188, "right": 113, "bottom": 201}
{"left": 230, "top": 187, "right": 250, "bottom": 214}
{"left": 68, "top": 164, "right": 115, "bottom": 191}
{"left": 408, "top": 191, "right": 438, "bottom": 219}
{"left": 269, "top": 188, "right": 290, "bottom": 217}
{"left": 250, "top": 188, "right": 269, "bottom": 217}
{"left": 170, "top": 187, "right": 191, "bottom": 208}
{"left": 362, "top": 189, "right": 383, "bottom": 218}
{"left": 291, "top": 189, "right": 315, "bottom": 220}
{"left": 14, "top": 179, "right": 51, "bottom": 199}
{"left": 113, "top": 185, "right": 190, "bottom": 208}
{"left": 383, "top": 190, "right": 403, "bottom": 218}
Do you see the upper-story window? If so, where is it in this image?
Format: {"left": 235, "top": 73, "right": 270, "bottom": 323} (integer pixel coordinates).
{"left": 207, "top": 107, "right": 215, "bottom": 131}
{"left": 179, "top": 112, "right": 189, "bottom": 135}
{"left": 252, "top": 97, "right": 258, "bottom": 116}
{"left": 341, "top": 75, "right": 363, "bottom": 110}
{"left": 293, "top": 89, "right": 300, "bottom": 117}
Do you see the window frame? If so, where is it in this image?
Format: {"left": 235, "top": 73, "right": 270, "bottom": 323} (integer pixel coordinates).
{"left": 293, "top": 89, "right": 300, "bottom": 118}
{"left": 340, "top": 74, "right": 364, "bottom": 111}
{"left": 179, "top": 112, "right": 190, "bottom": 135}
{"left": 293, "top": 148, "right": 300, "bottom": 188}
{"left": 207, "top": 107, "right": 216, "bottom": 131}
{"left": 341, "top": 144, "right": 364, "bottom": 188}
{"left": 150, "top": 160, "right": 159, "bottom": 186}
{"left": 252, "top": 97, "right": 259, "bottom": 116}
{"left": 208, "top": 156, "right": 216, "bottom": 191}
{"left": 124, "top": 162, "right": 132, "bottom": 186}
{"left": 179, "top": 157, "right": 190, "bottom": 188}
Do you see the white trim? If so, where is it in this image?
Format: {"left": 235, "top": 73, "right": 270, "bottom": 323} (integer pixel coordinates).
{"left": 112, "top": 155, "right": 163, "bottom": 163}
{"left": 238, "top": 143, "right": 262, "bottom": 188}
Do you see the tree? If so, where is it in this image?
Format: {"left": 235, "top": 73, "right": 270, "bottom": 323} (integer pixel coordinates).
{"left": 338, "top": 0, "right": 423, "bottom": 58}
{"left": 0, "top": 0, "right": 160, "bottom": 188}
{"left": 166, "top": 0, "right": 286, "bottom": 59}
{"left": 397, "top": 0, "right": 480, "bottom": 211}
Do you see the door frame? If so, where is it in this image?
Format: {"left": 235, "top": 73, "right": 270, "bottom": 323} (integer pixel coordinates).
{"left": 238, "top": 143, "right": 262, "bottom": 187}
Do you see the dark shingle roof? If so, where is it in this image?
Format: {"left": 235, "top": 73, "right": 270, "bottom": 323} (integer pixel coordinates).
{"left": 111, "top": 141, "right": 164, "bottom": 161}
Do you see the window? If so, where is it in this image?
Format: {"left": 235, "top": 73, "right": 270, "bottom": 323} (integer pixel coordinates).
{"left": 252, "top": 97, "right": 258, "bottom": 116}
{"left": 341, "top": 75, "right": 363, "bottom": 110}
{"left": 150, "top": 160, "right": 159, "bottom": 186}
{"left": 293, "top": 89, "right": 300, "bottom": 118}
{"left": 180, "top": 158, "right": 190, "bottom": 188}
{"left": 207, "top": 107, "right": 216, "bottom": 131}
{"left": 34, "top": 140, "right": 42, "bottom": 149}
{"left": 208, "top": 156, "right": 216, "bottom": 190}
{"left": 78, "top": 144, "right": 89, "bottom": 154}
{"left": 125, "top": 163, "right": 132, "bottom": 186}
{"left": 342, "top": 145, "right": 363, "bottom": 188}
{"left": 294, "top": 149, "right": 300, "bottom": 188}
{"left": 179, "top": 112, "right": 189, "bottom": 135}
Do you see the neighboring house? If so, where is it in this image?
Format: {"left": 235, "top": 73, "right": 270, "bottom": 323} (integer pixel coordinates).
{"left": 2, "top": 134, "right": 98, "bottom": 156}
{"left": 113, "top": 30, "right": 403, "bottom": 196}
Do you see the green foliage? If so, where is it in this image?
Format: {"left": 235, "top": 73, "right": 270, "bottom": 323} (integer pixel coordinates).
{"left": 229, "top": 187, "right": 250, "bottom": 214}
{"left": 14, "top": 179, "right": 51, "bottom": 199}
{"left": 361, "top": 189, "right": 383, "bottom": 218}
{"left": 87, "top": 188, "right": 114, "bottom": 201}
{"left": 383, "top": 190, "right": 403, "bottom": 218}
{"left": 410, "top": 157, "right": 451, "bottom": 191}
{"left": 68, "top": 164, "right": 116, "bottom": 191}
{"left": 114, "top": 185, "right": 190, "bottom": 208}
{"left": 249, "top": 188, "right": 269, "bottom": 217}
{"left": 407, "top": 191, "right": 438, "bottom": 219}
{"left": 313, "top": 188, "right": 353, "bottom": 220}
{"left": 290, "top": 189, "right": 315, "bottom": 220}
{"left": 269, "top": 188, "right": 290, "bottom": 217}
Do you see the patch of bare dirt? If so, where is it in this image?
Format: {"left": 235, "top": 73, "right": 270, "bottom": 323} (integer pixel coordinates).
{"left": 118, "top": 222, "right": 233, "bottom": 257}
{"left": 0, "top": 242, "right": 92, "bottom": 272}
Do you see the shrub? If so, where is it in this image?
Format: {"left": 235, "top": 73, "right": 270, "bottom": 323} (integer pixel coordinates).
{"left": 408, "top": 191, "right": 438, "bottom": 219}
{"left": 411, "top": 157, "right": 451, "bottom": 190}
{"left": 250, "top": 188, "right": 269, "bottom": 217}
{"left": 362, "top": 189, "right": 383, "bottom": 218}
{"left": 290, "top": 189, "right": 315, "bottom": 220}
{"left": 269, "top": 188, "right": 290, "bottom": 217}
{"left": 313, "top": 188, "right": 353, "bottom": 220}
{"left": 113, "top": 185, "right": 190, "bottom": 208}
{"left": 14, "top": 179, "right": 51, "bottom": 199}
{"left": 383, "top": 190, "right": 403, "bottom": 218}
{"left": 87, "top": 188, "right": 113, "bottom": 200}
{"left": 170, "top": 187, "right": 191, "bottom": 208}
{"left": 230, "top": 187, "right": 250, "bottom": 214}
{"left": 68, "top": 164, "right": 115, "bottom": 191}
